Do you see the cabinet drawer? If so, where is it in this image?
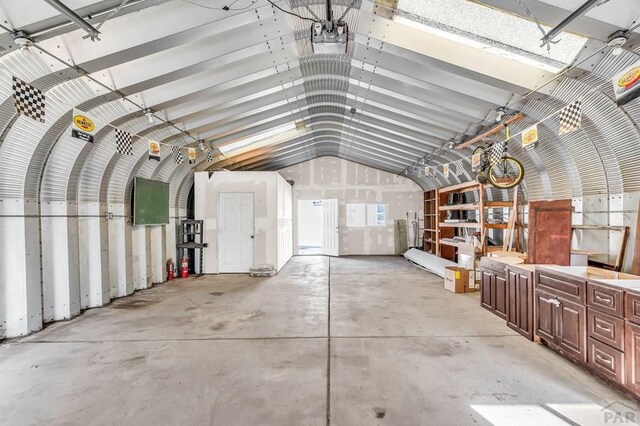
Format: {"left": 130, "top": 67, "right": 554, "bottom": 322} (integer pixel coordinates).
{"left": 536, "top": 269, "right": 584, "bottom": 303}
{"left": 587, "top": 308, "right": 624, "bottom": 351}
{"left": 588, "top": 338, "right": 625, "bottom": 385}
{"left": 587, "top": 282, "right": 623, "bottom": 317}
{"left": 626, "top": 292, "right": 640, "bottom": 325}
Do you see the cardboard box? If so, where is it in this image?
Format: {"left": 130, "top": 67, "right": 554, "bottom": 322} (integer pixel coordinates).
{"left": 444, "top": 266, "right": 474, "bottom": 293}
{"left": 458, "top": 242, "right": 481, "bottom": 290}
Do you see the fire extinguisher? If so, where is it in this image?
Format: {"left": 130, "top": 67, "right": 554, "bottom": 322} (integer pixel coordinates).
{"left": 166, "top": 259, "right": 174, "bottom": 281}
{"left": 181, "top": 257, "right": 189, "bottom": 278}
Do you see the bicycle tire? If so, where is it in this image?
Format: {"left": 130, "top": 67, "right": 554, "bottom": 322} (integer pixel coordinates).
{"left": 488, "top": 157, "right": 524, "bottom": 189}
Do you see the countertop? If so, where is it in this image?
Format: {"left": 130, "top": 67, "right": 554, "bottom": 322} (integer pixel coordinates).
{"left": 537, "top": 265, "right": 640, "bottom": 289}
{"left": 502, "top": 263, "right": 538, "bottom": 272}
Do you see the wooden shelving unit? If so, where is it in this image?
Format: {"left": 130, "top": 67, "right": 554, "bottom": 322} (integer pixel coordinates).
{"left": 436, "top": 181, "right": 485, "bottom": 261}
{"left": 423, "top": 189, "right": 437, "bottom": 254}
{"left": 424, "top": 182, "right": 521, "bottom": 261}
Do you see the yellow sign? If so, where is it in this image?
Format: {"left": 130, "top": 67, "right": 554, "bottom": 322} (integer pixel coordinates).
{"left": 612, "top": 60, "right": 640, "bottom": 105}
{"left": 73, "top": 114, "right": 94, "bottom": 132}
{"left": 443, "top": 163, "right": 449, "bottom": 177}
{"left": 149, "top": 141, "right": 160, "bottom": 155}
{"left": 188, "top": 148, "right": 196, "bottom": 162}
{"left": 521, "top": 124, "right": 538, "bottom": 151}
{"left": 618, "top": 66, "right": 640, "bottom": 89}
{"left": 471, "top": 153, "right": 481, "bottom": 170}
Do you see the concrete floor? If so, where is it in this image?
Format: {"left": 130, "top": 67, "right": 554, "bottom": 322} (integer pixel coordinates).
{"left": 1, "top": 256, "right": 637, "bottom": 425}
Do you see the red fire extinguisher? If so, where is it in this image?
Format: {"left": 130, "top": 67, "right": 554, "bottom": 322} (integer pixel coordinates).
{"left": 166, "top": 259, "right": 174, "bottom": 281}
{"left": 181, "top": 257, "right": 189, "bottom": 278}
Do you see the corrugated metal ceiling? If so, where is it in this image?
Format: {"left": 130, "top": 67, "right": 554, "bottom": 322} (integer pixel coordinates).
{"left": 0, "top": 0, "right": 638, "bottom": 207}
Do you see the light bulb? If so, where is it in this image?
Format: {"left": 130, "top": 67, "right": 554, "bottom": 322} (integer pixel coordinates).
{"left": 612, "top": 46, "right": 623, "bottom": 56}
{"left": 143, "top": 108, "right": 155, "bottom": 125}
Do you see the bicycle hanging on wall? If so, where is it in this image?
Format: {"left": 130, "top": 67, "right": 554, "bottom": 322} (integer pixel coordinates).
{"left": 472, "top": 140, "right": 524, "bottom": 190}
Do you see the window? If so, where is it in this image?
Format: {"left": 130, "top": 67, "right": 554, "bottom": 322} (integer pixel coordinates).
{"left": 347, "top": 203, "right": 387, "bottom": 227}
{"left": 394, "top": 0, "right": 587, "bottom": 73}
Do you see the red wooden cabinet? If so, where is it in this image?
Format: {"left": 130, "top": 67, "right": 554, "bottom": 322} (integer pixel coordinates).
{"left": 527, "top": 199, "right": 573, "bottom": 265}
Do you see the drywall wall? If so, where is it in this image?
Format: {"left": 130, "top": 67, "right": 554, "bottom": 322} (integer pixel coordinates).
{"left": 276, "top": 174, "right": 293, "bottom": 271}
{"left": 194, "top": 171, "right": 292, "bottom": 274}
{"left": 278, "top": 157, "right": 423, "bottom": 255}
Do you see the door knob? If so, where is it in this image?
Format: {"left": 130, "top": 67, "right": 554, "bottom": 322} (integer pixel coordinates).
{"left": 250, "top": 235, "right": 255, "bottom": 239}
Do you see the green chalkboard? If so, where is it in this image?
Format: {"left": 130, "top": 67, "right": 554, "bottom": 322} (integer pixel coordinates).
{"left": 133, "top": 177, "right": 170, "bottom": 226}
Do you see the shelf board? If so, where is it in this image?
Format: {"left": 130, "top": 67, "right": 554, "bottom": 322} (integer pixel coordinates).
{"left": 439, "top": 222, "right": 482, "bottom": 229}
{"left": 424, "top": 228, "right": 437, "bottom": 232}
{"left": 485, "top": 201, "right": 513, "bottom": 208}
{"left": 439, "top": 203, "right": 480, "bottom": 211}
{"left": 485, "top": 223, "right": 508, "bottom": 229}
{"left": 439, "top": 240, "right": 459, "bottom": 247}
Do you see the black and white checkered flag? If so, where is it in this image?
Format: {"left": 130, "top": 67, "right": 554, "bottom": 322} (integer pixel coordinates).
{"left": 12, "top": 76, "right": 45, "bottom": 123}
{"left": 206, "top": 149, "right": 213, "bottom": 162}
{"left": 559, "top": 100, "right": 582, "bottom": 135}
{"left": 171, "top": 146, "right": 183, "bottom": 164}
{"left": 115, "top": 128, "right": 133, "bottom": 156}
{"left": 489, "top": 142, "right": 505, "bottom": 165}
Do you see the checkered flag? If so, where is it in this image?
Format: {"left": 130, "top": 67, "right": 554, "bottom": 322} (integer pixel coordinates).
{"left": 12, "top": 76, "right": 45, "bottom": 123}
{"left": 489, "top": 142, "right": 505, "bottom": 165}
{"left": 171, "top": 146, "right": 183, "bottom": 164}
{"left": 559, "top": 100, "right": 582, "bottom": 135}
{"left": 206, "top": 149, "right": 214, "bottom": 162}
{"left": 115, "top": 128, "right": 133, "bottom": 155}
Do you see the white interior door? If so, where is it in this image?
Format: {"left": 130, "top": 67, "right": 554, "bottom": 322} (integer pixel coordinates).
{"left": 322, "top": 199, "right": 339, "bottom": 256}
{"left": 219, "top": 193, "right": 254, "bottom": 273}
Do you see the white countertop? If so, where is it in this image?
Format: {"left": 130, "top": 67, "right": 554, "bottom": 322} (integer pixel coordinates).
{"left": 537, "top": 265, "right": 640, "bottom": 289}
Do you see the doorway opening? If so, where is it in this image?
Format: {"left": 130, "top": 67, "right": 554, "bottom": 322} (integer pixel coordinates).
{"left": 297, "top": 199, "right": 339, "bottom": 256}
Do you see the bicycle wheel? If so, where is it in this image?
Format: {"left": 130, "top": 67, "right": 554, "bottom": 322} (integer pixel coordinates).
{"left": 488, "top": 157, "right": 524, "bottom": 189}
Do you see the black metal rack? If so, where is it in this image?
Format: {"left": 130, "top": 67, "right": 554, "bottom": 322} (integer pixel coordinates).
{"left": 176, "top": 219, "right": 207, "bottom": 276}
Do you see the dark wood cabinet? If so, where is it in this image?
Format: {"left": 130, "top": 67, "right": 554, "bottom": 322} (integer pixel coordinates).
{"left": 534, "top": 266, "right": 640, "bottom": 398}
{"left": 479, "top": 258, "right": 508, "bottom": 319}
{"left": 626, "top": 321, "right": 640, "bottom": 396}
{"left": 557, "top": 298, "right": 586, "bottom": 362}
{"left": 535, "top": 268, "right": 588, "bottom": 363}
{"left": 534, "top": 288, "right": 587, "bottom": 362}
{"left": 481, "top": 269, "right": 493, "bottom": 310}
{"left": 506, "top": 265, "right": 535, "bottom": 341}
{"left": 494, "top": 274, "right": 507, "bottom": 320}
{"left": 589, "top": 337, "right": 625, "bottom": 384}
{"left": 536, "top": 290, "right": 556, "bottom": 343}
{"left": 588, "top": 309, "right": 624, "bottom": 350}
{"left": 528, "top": 199, "right": 573, "bottom": 265}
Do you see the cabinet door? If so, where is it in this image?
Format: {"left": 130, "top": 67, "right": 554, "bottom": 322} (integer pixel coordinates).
{"left": 557, "top": 297, "right": 587, "bottom": 363}
{"left": 494, "top": 274, "right": 508, "bottom": 320}
{"left": 528, "top": 199, "right": 573, "bottom": 265}
{"left": 626, "top": 321, "right": 640, "bottom": 397}
{"left": 481, "top": 270, "right": 493, "bottom": 311}
{"left": 506, "top": 270, "right": 519, "bottom": 331}
{"left": 517, "top": 272, "right": 534, "bottom": 340}
{"left": 536, "top": 291, "right": 556, "bottom": 343}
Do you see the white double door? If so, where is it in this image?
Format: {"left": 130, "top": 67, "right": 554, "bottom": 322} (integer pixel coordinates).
{"left": 218, "top": 193, "right": 254, "bottom": 273}
{"left": 321, "top": 199, "right": 339, "bottom": 256}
